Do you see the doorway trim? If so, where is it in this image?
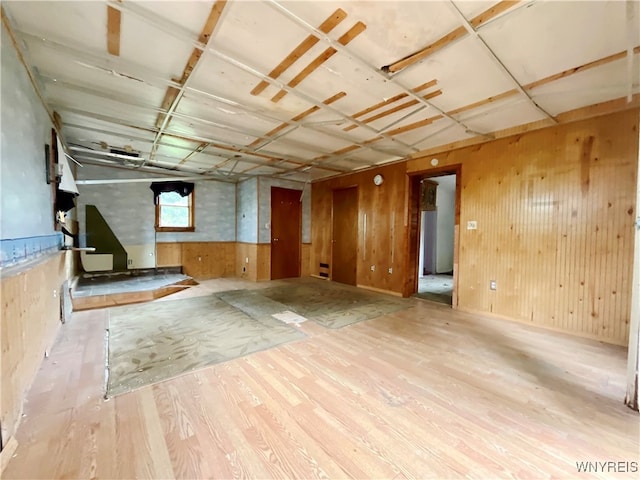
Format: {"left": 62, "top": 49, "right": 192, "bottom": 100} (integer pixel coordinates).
{"left": 405, "top": 164, "right": 462, "bottom": 304}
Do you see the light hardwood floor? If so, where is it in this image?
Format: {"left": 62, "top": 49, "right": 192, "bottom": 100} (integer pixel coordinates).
{"left": 3, "top": 279, "right": 639, "bottom": 479}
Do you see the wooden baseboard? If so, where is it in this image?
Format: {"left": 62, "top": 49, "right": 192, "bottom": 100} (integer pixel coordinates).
{"left": 1, "top": 436, "right": 18, "bottom": 474}
{"left": 356, "top": 284, "right": 403, "bottom": 297}
{"left": 456, "top": 306, "right": 627, "bottom": 347}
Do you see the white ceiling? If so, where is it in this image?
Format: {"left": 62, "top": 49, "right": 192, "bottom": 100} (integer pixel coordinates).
{"left": 3, "top": 0, "right": 638, "bottom": 182}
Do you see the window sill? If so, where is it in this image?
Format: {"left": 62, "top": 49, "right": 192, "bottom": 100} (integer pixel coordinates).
{"left": 155, "top": 227, "right": 195, "bottom": 233}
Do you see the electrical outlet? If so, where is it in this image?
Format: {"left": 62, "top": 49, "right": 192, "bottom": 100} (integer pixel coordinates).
{"left": 388, "top": 267, "right": 393, "bottom": 274}
{"left": 467, "top": 221, "right": 478, "bottom": 230}
{"left": 198, "top": 256, "right": 202, "bottom": 262}
{"left": 370, "top": 265, "right": 375, "bottom": 272}
{"left": 490, "top": 280, "right": 497, "bottom": 290}
{"left": 128, "top": 259, "right": 133, "bottom": 265}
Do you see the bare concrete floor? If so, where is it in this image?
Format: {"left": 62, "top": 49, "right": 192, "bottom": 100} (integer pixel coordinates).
{"left": 416, "top": 274, "right": 453, "bottom": 304}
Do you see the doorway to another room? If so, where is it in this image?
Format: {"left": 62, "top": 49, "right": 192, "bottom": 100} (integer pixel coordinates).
{"left": 415, "top": 174, "right": 457, "bottom": 305}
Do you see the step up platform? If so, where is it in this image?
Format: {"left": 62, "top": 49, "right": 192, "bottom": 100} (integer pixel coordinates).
{"left": 71, "top": 268, "right": 198, "bottom": 311}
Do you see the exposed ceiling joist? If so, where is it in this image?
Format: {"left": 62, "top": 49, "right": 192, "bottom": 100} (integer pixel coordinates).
{"left": 344, "top": 79, "right": 438, "bottom": 131}
{"left": 384, "top": 0, "right": 524, "bottom": 74}
{"left": 4, "top": 1, "right": 634, "bottom": 182}
{"left": 446, "top": 0, "right": 557, "bottom": 123}
{"left": 264, "top": 0, "right": 486, "bottom": 138}
{"left": 105, "top": 0, "right": 420, "bottom": 153}
{"left": 250, "top": 8, "right": 348, "bottom": 96}
{"left": 106, "top": 6, "right": 121, "bottom": 56}
{"left": 155, "top": 0, "right": 227, "bottom": 129}
{"left": 270, "top": 21, "right": 367, "bottom": 102}
{"left": 148, "top": 0, "right": 228, "bottom": 165}
{"left": 55, "top": 105, "right": 314, "bottom": 171}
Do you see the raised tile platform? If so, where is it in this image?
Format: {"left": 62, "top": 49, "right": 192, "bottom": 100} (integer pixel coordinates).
{"left": 71, "top": 268, "right": 197, "bottom": 311}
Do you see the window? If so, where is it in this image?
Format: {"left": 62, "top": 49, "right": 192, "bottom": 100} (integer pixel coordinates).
{"left": 155, "top": 190, "right": 194, "bottom": 232}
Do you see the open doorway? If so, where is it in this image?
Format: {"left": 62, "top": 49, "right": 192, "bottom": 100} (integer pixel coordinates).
{"left": 416, "top": 174, "right": 456, "bottom": 304}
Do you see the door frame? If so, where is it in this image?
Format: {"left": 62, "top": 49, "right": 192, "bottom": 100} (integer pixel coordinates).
{"left": 405, "top": 165, "right": 461, "bottom": 304}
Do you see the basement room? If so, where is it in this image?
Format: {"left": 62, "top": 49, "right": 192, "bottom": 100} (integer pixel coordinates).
{"left": 1, "top": 0, "right": 639, "bottom": 478}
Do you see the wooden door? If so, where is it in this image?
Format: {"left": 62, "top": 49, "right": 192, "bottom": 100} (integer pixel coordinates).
{"left": 332, "top": 187, "right": 358, "bottom": 285}
{"left": 271, "top": 187, "right": 301, "bottom": 280}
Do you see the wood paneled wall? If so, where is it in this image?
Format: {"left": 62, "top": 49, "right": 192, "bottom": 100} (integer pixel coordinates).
{"left": 158, "top": 241, "right": 308, "bottom": 282}
{"left": 312, "top": 162, "right": 409, "bottom": 295}
{"left": 156, "top": 242, "right": 182, "bottom": 267}
{"left": 301, "top": 243, "right": 311, "bottom": 278}
{"left": 312, "top": 109, "right": 638, "bottom": 345}
{"left": 156, "top": 242, "right": 235, "bottom": 279}
{"left": 0, "top": 251, "right": 75, "bottom": 447}
{"left": 236, "top": 243, "right": 271, "bottom": 281}
{"left": 407, "top": 110, "right": 638, "bottom": 345}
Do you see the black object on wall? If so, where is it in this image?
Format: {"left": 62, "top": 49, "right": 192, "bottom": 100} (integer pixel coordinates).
{"left": 150, "top": 181, "right": 194, "bottom": 204}
{"left": 85, "top": 205, "right": 128, "bottom": 271}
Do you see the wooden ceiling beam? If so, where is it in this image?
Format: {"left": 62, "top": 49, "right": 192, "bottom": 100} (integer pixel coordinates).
{"left": 248, "top": 91, "right": 346, "bottom": 149}
{"left": 250, "top": 8, "right": 347, "bottom": 96}
{"left": 154, "top": 1, "right": 227, "bottom": 130}
{"left": 385, "top": 115, "right": 444, "bottom": 137}
{"left": 264, "top": 1, "right": 476, "bottom": 144}
{"left": 106, "top": 6, "right": 121, "bottom": 56}
{"left": 177, "top": 142, "right": 209, "bottom": 166}
{"left": 447, "top": 89, "right": 518, "bottom": 117}
{"left": 445, "top": 46, "right": 640, "bottom": 120}
{"left": 470, "top": 0, "right": 522, "bottom": 28}
{"left": 344, "top": 79, "right": 438, "bottom": 131}
{"left": 385, "top": 1, "right": 521, "bottom": 74}
{"left": 410, "top": 93, "right": 640, "bottom": 162}
{"left": 353, "top": 90, "right": 442, "bottom": 129}
{"left": 54, "top": 105, "right": 312, "bottom": 169}
{"left": 526, "top": 45, "right": 640, "bottom": 91}
{"left": 270, "top": 22, "right": 366, "bottom": 102}
{"left": 447, "top": 0, "right": 556, "bottom": 123}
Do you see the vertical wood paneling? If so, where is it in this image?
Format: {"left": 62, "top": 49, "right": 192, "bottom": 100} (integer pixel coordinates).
{"left": 156, "top": 243, "right": 182, "bottom": 267}
{"left": 256, "top": 244, "right": 271, "bottom": 281}
{"left": 301, "top": 243, "right": 311, "bottom": 278}
{"left": 0, "top": 251, "right": 75, "bottom": 446}
{"left": 405, "top": 109, "right": 638, "bottom": 345}
{"left": 236, "top": 243, "right": 271, "bottom": 282}
{"left": 236, "top": 242, "right": 256, "bottom": 281}
{"left": 312, "top": 163, "right": 408, "bottom": 295}
{"left": 180, "top": 242, "right": 235, "bottom": 279}
{"left": 311, "top": 109, "right": 637, "bottom": 345}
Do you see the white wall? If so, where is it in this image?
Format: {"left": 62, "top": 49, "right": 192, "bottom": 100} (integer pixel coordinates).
{"left": 435, "top": 175, "right": 456, "bottom": 273}
{"left": 0, "top": 26, "right": 56, "bottom": 239}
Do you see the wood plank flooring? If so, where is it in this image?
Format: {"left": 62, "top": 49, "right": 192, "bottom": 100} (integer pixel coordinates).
{"left": 3, "top": 279, "right": 638, "bottom": 479}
